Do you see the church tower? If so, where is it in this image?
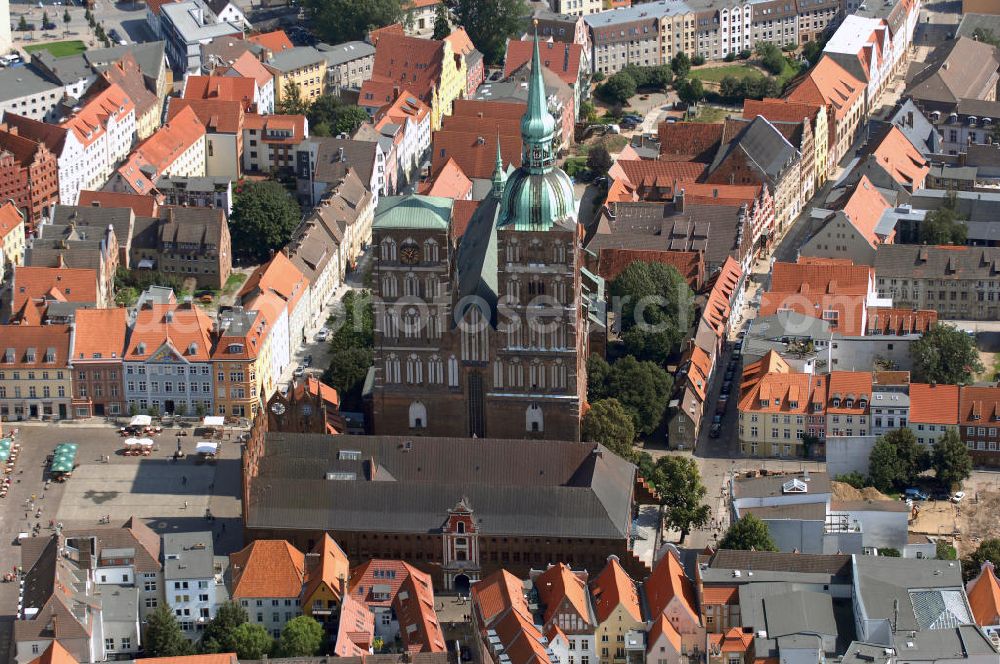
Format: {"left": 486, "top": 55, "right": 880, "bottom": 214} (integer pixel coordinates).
{"left": 487, "top": 27, "right": 585, "bottom": 441}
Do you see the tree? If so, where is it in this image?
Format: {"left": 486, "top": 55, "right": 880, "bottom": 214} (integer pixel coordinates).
{"left": 675, "top": 77, "right": 704, "bottom": 107}
{"left": 965, "top": 539, "right": 1000, "bottom": 582}
{"left": 936, "top": 539, "right": 957, "bottom": 560}
{"left": 836, "top": 471, "right": 868, "bottom": 489}
{"left": 867, "top": 428, "right": 929, "bottom": 493}
{"left": 646, "top": 65, "right": 673, "bottom": 91}
{"left": 230, "top": 181, "right": 302, "bottom": 263}
{"left": 17, "top": 15, "right": 27, "bottom": 30}
{"left": 432, "top": 2, "right": 450, "bottom": 40}
{"left": 919, "top": 206, "right": 967, "bottom": 245}
{"left": 587, "top": 145, "right": 613, "bottom": 178}
{"left": 144, "top": 607, "right": 195, "bottom": 657}
{"left": 910, "top": 323, "right": 984, "bottom": 385}
{"left": 599, "top": 72, "right": 636, "bottom": 105}
{"left": 691, "top": 54, "right": 705, "bottom": 66}
{"left": 306, "top": 0, "right": 405, "bottom": 44}
{"left": 879, "top": 548, "right": 902, "bottom": 557}
{"left": 42, "top": 10, "right": 50, "bottom": 28}
{"left": 610, "top": 261, "right": 694, "bottom": 364}
{"left": 200, "top": 601, "right": 247, "bottom": 653}
{"left": 932, "top": 429, "right": 973, "bottom": 489}
{"left": 670, "top": 52, "right": 690, "bottom": 78}
{"left": 802, "top": 39, "right": 824, "bottom": 65}
{"left": 335, "top": 105, "right": 370, "bottom": 135}
{"left": 277, "top": 81, "right": 309, "bottom": 115}
{"left": 582, "top": 399, "right": 637, "bottom": 460}
{"left": 322, "top": 347, "right": 373, "bottom": 411}
{"left": 63, "top": 8, "right": 71, "bottom": 28}
{"left": 651, "top": 456, "right": 711, "bottom": 542}
{"left": 279, "top": 616, "right": 324, "bottom": 657}
{"left": 591, "top": 71, "right": 605, "bottom": 83}
{"left": 580, "top": 101, "right": 598, "bottom": 123}
{"left": 724, "top": 51, "right": 736, "bottom": 62}
{"left": 755, "top": 42, "right": 785, "bottom": 75}
{"left": 323, "top": 291, "right": 375, "bottom": 410}
{"left": 148, "top": 403, "right": 160, "bottom": 419}
{"left": 719, "top": 514, "right": 777, "bottom": 551}
{"left": 454, "top": 0, "right": 527, "bottom": 65}
{"left": 972, "top": 27, "right": 1000, "bottom": 46}
{"left": 232, "top": 623, "right": 274, "bottom": 660}
{"left": 196, "top": 402, "right": 207, "bottom": 418}
{"left": 308, "top": 94, "right": 342, "bottom": 127}
{"left": 605, "top": 355, "right": 674, "bottom": 435}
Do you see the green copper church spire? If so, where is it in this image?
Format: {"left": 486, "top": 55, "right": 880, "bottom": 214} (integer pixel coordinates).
{"left": 520, "top": 23, "right": 556, "bottom": 174}
{"left": 491, "top": 131, "right": 505, "bottom": 199}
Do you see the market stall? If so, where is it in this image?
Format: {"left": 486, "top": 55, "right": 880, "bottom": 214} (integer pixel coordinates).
{"left": 50, "top": 443, "right": 78, "bottom": 480}
{"left": 195, "top": 441, "right": 219, "bottom": 458}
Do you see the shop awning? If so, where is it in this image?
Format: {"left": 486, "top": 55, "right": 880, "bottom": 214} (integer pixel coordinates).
{"left": 0, "top": 438, "right": 12, "bottom": 463}
{"left": 130, "top": 415, "right": 152, "bottom": 427}
{"left": 196, "top": 442, "right": 219, "bottom": 455}
{"left": 51, "top": 443, "right": 78, "bottom": 474}
{"left": 202, "top": 416, "right": 225, "bottom": 427}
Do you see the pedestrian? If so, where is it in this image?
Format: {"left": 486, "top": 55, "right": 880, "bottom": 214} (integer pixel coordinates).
{"left": 183, "top": 501, "right": 188, "bottom": 509}
{"left": 221, "top": 522, "right": 226, "bottom": 533}
{"left": 182, "top": 475, "right": 187, "bottom": 486}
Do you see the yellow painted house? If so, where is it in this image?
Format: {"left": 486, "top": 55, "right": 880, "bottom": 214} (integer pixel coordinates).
{"left": 590, "top": 557, "right": 645, "bottom": 664}
{"left": 360, "top": 30, "right": 466, "bottom": 131}
{"left": 268, "top": 46, "right": 328, "bottom": 104}
{"left": 302, "top": 534, "right": 351, "bottom": 621}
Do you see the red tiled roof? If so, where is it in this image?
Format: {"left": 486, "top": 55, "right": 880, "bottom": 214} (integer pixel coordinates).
{"left": 535, "top": 564, "right": 593, "bottom": 627}
{"left": 709, "top": 627, "right": 754, "bottom": 653}
{"left": 786, "top": 56, "right": 864, "bottom": 122}
{"left": 167, "top": 97, "right": 244, "bottom": 134}
{"left": 227, "top": 51, "right": 273, "bottom": 89}
{"left": 0, "top": 324, "right": 72, "bottom": 368}
{"left": 590, "top": 557, "right": 642, "bottom": 624}
{"left": 959, "top": 385, "right": 1000, "bottom": 427}
{"left": 471, "top": 569, "right": 529, "bottom": 626}
{"left": 702, "top": 256, "right": 742, "bottom": 338}
{"left": 349, "top": 560, "right": 444, "bottom": 653}
{"left": 101, "top": 52, "right": 159, "bottom": 117}
{"left": 229, "top": 540, "right": 305, "bottom": 599}
{"left": 908, "top": 383, "right": 959, "bottom": 425}
{"left": 701, "top": 585, "right": 738, "bottom": 606}
{"left": 419, "top": 158, "right": 472, "bottom": 199}
{"left": 657, "top": 122, "right": 724, "bottom": 162}
{"left": 12, "top": 266, "right": 98, "bottom": 314}
{"left": 137, "top": 656, "right": 235, "bottom": 664}
{"left": 361, "top": 33, "right": 446, "bottom": 104}
{"left": 827, "top": 371, "right": 873, "bottom": 413}
{"left": 865, "top": 307, "right": 937, "bottom": 334}
{"left": 248, "top": 30, "right": 293, "bottom": 53}
{"left": 61, "top": 83, "right": 135, "bottom": 148}
{"left": 431, "top": 128, "right": 522, "bottom": 179}
{"left": 0, "top": 200, "right": 23, "bottom": 240}
{"left": 612, "top": 159, "right": 708, "bottom": 192}
{"left": 238, "top": 252, "right": 308, "bottom": 321}
{"left": 647, "top": 614, "right": 681, "bottom": 653}
{"left": 597, "top": 248, "right": 703, "bottom": 289}
{"left": 73, "top": 308, "right": 127, "bottom": 361}
{"left": 841, "top": 175, "right": 892, "bottom": 248}
{"left": 28, "top": 640, "right": 79, "bottom": 664}
{"left": 116, "top": 106, "right": 205, "bottom": 194}
{"left": 743, "top": 98, "right": 824, "bottom": 125}
{"left": 967, "top": 561, "right": 1000, "bottom": 628}
{"left": 644, "top": 550, "right": 699, "bottom": 623}
{"left": 451, "top": 199, "right": 479, "bottom": 244}
{"left": 183, "top": 75, "right": 257, "bottom": 110}
{"left": 871, "top": 125, "right": 930, "bottom": 190}
{"left": 738, "top": 370, "right": 818, "bottom": 414}
{"left": 444, "top": 28, "right": 476, "bottom": 57}
{"left": 242, "top": 113, "right": 307, "bottom": 143}
{"left": 77, "top": 191, "right": 159, "bottom": 217}
{"left": 127, "top": 303, "right": 214, "bottom": 362}
{"left": 302, "top": 534, "right": 350, "bottom": 603}
{"left": 333, "top": 593, "right": 374, "bottom": 657}
{"left": 375, "top": 89, "right": 431, "bottom": 129}
{"left": 504, "top": 39, "right": 583, "bottom": 87}
{"left": 769, "top": 259, "right": 871, "bottom": 294}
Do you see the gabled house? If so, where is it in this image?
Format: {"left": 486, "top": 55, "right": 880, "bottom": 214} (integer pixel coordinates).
{"left": 589, "top": 557, "right": 644, "bottom": 664}
{"left": 967, "top": 561, "right": 1000, "bottom": 642}
{"left": 229, "top": 540, "right": 305, "bottom": 637}
{"left": 532, "top": 563, "right": 598, "bottom": 663}
{"left": 643, "top": 550, "right": 702, "bottom": 657}
{"left": 348, "top": 560, "right": 446, "bottom": 653}
{"left": 301, "top": 534, "right": 350, "bottom": 624}
{"left": 800, "top": 175, "right": 894, "bottom": 265}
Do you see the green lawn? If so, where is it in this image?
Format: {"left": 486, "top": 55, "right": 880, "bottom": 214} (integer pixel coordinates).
{"left": 691, "top": 64, "right": 763, "bottom": 83}
{"left": 222, "top": 272, "right": 248, "bottom": 295}
{"left": 25, "top": 40, "right": 87, "bottom": 57}
{"left": 690, "top": 106, "right": 730, "bottom": 124}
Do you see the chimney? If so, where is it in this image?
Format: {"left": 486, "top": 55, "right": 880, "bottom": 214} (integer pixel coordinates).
{"left": 337, "top": 147, "right": 345, "bottom": 162}
{"left": 676, "top": 187, "right": 685, "bottom": 212}
{"left": 907, "top": 110, "right": 913, "bottom": 128}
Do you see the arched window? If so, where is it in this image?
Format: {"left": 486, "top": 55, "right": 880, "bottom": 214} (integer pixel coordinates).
{"left": 383, "top": 311, "right": 399, "bottom": 337}
{"left": 429, "top": 355, "right": 443, "bottom": 384}
{"left": 425, "top": 276, "right": 439, "bottom": 299}
{"left": 530, "top": 360, "right": 546, "bottom": 389}
{"left": 506, "top": 239, "right": 520, "bottom": 262}
{"left": 406, "top": 354, "right": 423, "bottom": 384}
{"left": 427, "top": 314, "right": 439, "bottom": 338}
{"left": 384, "top": 354, "right": 400, "bottom": 383}
{"left": 493, "top": 359, "right": 503, "bottom": 388}
{"left": 552, "top": 360, "right": 568, "bottom": 389}
{"left": 381, "top": 273, "right": 398, "bottom": 298}
{"left": 456, "top": 521, "right": 465, "bottom": 534}
{"left": 423, "top": 238, "right": 439, "bottom": 262}
{"left": 526, "top": 403, "right": 544, "bottom": 432}
{"left": 553, "top": 241, "right": 567, "bottom": 263}
{"left": 507, "top": 278, "right": 520, "bottom": 301}
{"left": 508, "top": 359, "right": 523, "bottom": 387}
{"left": 380, "top": 237, "right": 397, "bottom": 261}
{"left": 409, "top": 401, "right": 427, "bottom": 428}
{"left": 403, "top": 272, "right": 419, "bottom": 297}
{"left": 403, "top": 308, "right": 420, "bottom": 339}
{"left": 554, "top": 277, "right": 566, "bottom": 304}
{"left": 448, "top": 355, "right": 459, "bottom": 387}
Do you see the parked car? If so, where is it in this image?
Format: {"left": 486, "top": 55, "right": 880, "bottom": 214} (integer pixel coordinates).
{"left": 712, "top": 414, "right": 722, "bottom": 425}
{"left": 725, "top": 369, "right": 734, "bottom": 380}
{"left": 951, "top": 491, "right": 966, "bottom": 503}
{"left": 904, "top": 488, "right": 929, "bottom": 501}
{"left": 293, "top": 365, "right": 305, "bottom": 378}
{"left": 315, "top": 328, "right": 330, "bottom": 342}
{"left": 721, "top": 381, "right": 732, "bottom": 395}
{"left": 303, "top": 355, "right": 313, "bottom": 368}
{"left": 109, "top": 29, "right": 127, "bottom": 45}
{"left": 709, "top": 423, "right": 722, "bottom": 438}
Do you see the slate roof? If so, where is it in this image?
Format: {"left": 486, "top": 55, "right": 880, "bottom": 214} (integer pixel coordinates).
{"left": 245, "top": 433, "right": 636, "bottom": 539}
{"left": 908, "top": 37, "right": 1000, "bottom": 106}
{"left": 707, "top": 550, "right": 852, "bottom": 577}
{"left": 733, "top": 472, "right": 832, "bottom": 499}
{"left": 853, "top": 556, "right": 970, "bottom": 633}
{"left": 311, "top": 137, "right": 379, "bottom": 189}
{"left": 874, "top": 244, "right": 1000, "bottom": 279}
{"left": 318, "top": 41, "right": 376, "bottom": 67}
{"left": 709, "top": 116, "right": 798, "bottom": 183}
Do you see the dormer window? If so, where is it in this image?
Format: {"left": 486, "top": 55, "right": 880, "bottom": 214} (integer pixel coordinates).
{"left": 832, "top": 397, "right": 841, "bottom": 408}
{"left": 859, "top": 398, "right": 868, "bottom": 409}
{"left": 789, "top": 400, "right": 798, "bottom": 409}
{"left": 188, "top": 343, "right": 198, "bottom": 355}
{"left": 226, "top": 344, "right": 244, "bottom": 354}
{"left": 969, "top": 116, "right": 978, "bottom": 127}
{"left": 845, "top": 398, "right": 854, "bottom": 408}
{"left": 137, "top": 342, "right": 146, "bottom": 355}
{"left": 44, "top": 347, "right": 55, "bottom": 363}
{"left": 25, "top": 348, "right": 36, "bottom": 363}
{"left": 760, "top": 399, "right": 768, "bottom": 408}
{"left": 3, "top": 348, "right": 13, "bottom": 363}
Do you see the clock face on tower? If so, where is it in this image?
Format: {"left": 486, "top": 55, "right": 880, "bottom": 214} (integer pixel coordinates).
{"left": 400, "top": 243, "right": 420, "bottom": 265}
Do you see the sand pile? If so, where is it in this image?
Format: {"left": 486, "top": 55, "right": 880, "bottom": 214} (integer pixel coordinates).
{"left": 831, "top": 481, "right": 892, "bottom": 502}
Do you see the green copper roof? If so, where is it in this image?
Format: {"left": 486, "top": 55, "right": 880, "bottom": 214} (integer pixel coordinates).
{"left": 373, "top": 195, "right": 453, "bottom": 230}
{"left": 521, "top": 27, "right": 556, "bottom": 145}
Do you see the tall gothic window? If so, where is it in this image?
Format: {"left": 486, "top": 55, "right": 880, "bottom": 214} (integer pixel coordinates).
{"left": 381, "top": 237, "right": 397, "bottom": 261}
{"left": 405, "top": 354, "right": 423, "bottom": 384}
{"left": 429, "top": 355, "right": 444, "bottom": 384}
{"left": 403, "top": 308, "right": 421, "bottom": 339}
{"left": 383, "top": 311, "right": 399, "bottom": 337}
{"left": 404, "top": 273, "right": 419, "bottom": 297}
{"left": 381, "top": 274, "right": 398, "bottom": 298}
{"left": 448, "top": 355, "right": 459, "bottom": 387}
{"left": 506, "top": 239, "right": 520, "bottom": 262}
{"left": 384, "top": 354, "right": 400, "bottom": 383}
{"left": 423, "top": 238, "right": 439, "bottom": 262}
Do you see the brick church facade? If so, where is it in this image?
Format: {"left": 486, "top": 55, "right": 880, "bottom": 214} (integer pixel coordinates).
{"left": 368, "top": 35, "right": 598, "bottom": 442}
